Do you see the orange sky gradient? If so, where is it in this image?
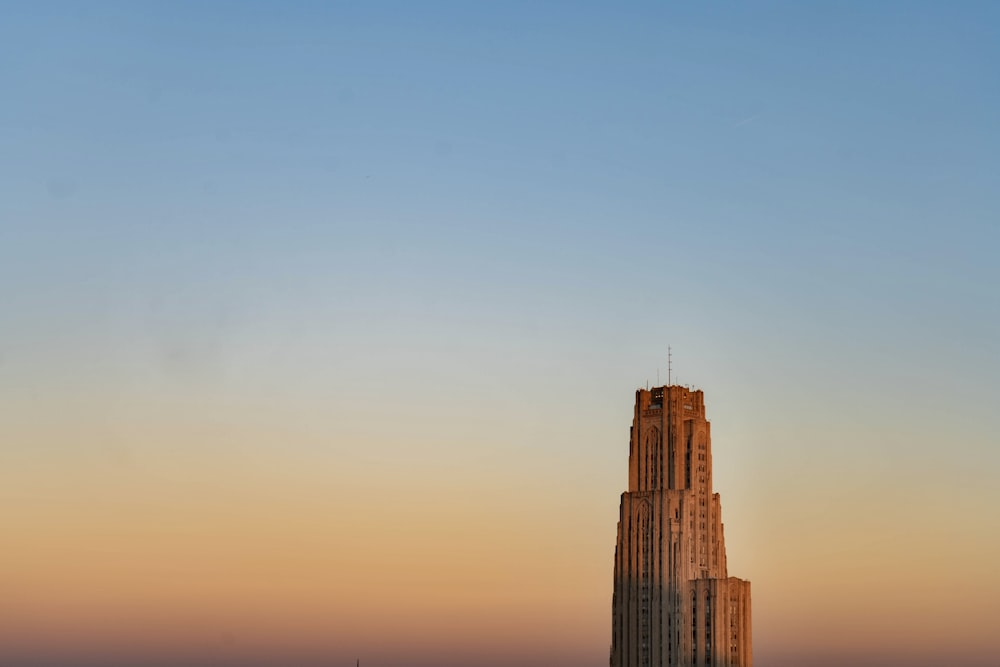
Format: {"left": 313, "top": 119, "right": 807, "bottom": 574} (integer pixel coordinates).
{"left": 3, "top": 368, "right": 999, "bottom": 667}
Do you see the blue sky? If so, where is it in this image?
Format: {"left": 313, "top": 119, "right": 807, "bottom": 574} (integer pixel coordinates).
{"left": 4, "top": 2, "right": 998, "bottom": 431}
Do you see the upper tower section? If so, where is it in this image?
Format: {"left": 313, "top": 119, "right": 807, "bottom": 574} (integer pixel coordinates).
{"left": 628, "top": 385, "right": 713, "bottom": 494}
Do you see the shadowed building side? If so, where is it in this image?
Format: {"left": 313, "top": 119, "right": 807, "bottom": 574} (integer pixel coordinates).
{"left": 610, "top": 385, "right": 751, "bottom": 667}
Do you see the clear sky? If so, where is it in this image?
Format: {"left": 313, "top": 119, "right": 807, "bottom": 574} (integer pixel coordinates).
{"left": 2, "top": 2, "right": 999, "bottom": 666}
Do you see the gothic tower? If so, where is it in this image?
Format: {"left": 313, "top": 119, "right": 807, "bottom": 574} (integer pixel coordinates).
{"left": 610, "top": 385, "right": 751, "bottom": 667}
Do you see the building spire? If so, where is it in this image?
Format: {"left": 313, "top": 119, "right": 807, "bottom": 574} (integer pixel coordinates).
{"left": 667, "top": 345, "right": 672, "bottom": 386}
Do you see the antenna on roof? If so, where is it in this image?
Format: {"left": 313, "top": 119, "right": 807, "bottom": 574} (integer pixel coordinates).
{"left": 668, "top": 345, "right": 672, "bottom": 386}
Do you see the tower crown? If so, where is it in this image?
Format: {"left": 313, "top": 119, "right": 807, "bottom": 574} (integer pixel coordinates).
{"left": 636, "top": 384, "right": 706, "bottom": 418}
{"left": 629, "top": 385, "right": 710, "bottom": 494}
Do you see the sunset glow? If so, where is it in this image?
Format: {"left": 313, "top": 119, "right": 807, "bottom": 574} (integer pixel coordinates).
{"left": 3, "top": 3, "right": 999, "bottom": 666}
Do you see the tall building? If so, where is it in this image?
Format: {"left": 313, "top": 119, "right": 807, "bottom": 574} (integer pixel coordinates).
{"left": 610, "top": 385, "right": 751, "bottom": 667}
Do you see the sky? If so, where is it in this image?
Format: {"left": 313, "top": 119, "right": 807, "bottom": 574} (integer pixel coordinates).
{"left": 2, "top": 2, "right": 999, "bottom": 666}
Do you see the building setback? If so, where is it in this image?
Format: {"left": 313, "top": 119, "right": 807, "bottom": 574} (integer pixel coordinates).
{"left": 611, "top": 385, "right": 751, "bottom": 667}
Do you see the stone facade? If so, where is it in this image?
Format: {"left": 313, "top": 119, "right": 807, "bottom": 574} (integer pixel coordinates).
{"left": 610, "top": 385, "right": 752, "bottom": 667}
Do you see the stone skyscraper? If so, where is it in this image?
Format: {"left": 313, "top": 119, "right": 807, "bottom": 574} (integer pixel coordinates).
{"left": 610, "top": 385, "right": 752, "bottom": 667}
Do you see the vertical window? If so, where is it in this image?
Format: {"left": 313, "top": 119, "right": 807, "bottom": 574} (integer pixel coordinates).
{"left": 647, "top": 428, "right": 661, "bottom": 490}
